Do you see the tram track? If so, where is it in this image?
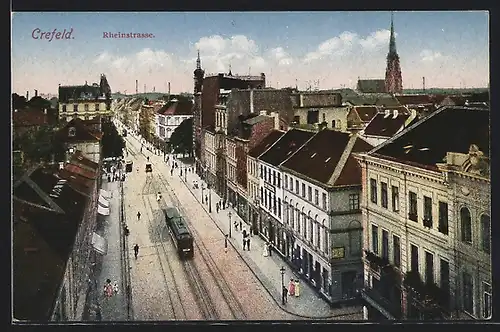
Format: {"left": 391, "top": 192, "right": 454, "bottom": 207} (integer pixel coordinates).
{"left": 140, "top": 176, "right": 187, "bottom": 320}
{"left": 155, "top": 172, "right": 247, "bottom": 320}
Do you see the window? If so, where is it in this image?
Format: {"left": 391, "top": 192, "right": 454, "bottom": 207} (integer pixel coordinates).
{"left": 62, "top": 104, "right": 67, "bottom": 112}
{"left": 370, "top": 179, "right": 377, "bottom": 204}
{"left": 293, "top": 115, "right": 300, "bottom": 124}
{"left": 323, "top": 222, "right": 328, "bottom": 251}
{"left": 410, "top": 244, "right": 419, "bottom": 273}
{"left": 438, "top": 202, "right": 449, "bottom": 235}
{"left": 263, "top": 167, "right": 266, "bottom": 180}
{"left": 308, "top": 186, "right": 312, "bottom": 201}
{"left": 273, "top": 196, "right": 277, "bottom": 214}
{"left": 371, "top": 225, "right": 379, "bottom": 254}
{"left": 289, "top": 177, "right": 293, "bottom": 191}
{"left": 392, "top": 186, "right": 399, "bottom": 212}
{"left": 322, "top": 113, "right": 326, "bottom": 122}
{"left": 331, "top": 119, "right": 336, "bottom": 128}
{"left": 278, "top": 198, "right": 281, "bottom": 218}
{"left": 425, "top": 251, "right": 434, "bottom": 285}
{"left": 322, "top": 193, "right": 327, "bottom": 210}
{"left": 284, "top": 175, "right": 288, "bottom": 189}
{"left": 481, "top": 214, "right": 490, "bottom": 254}
{"left": 260, "top": 187, "right": 264, "bottom": 204}
{"left": 381, "top": 182, "right": 388, "bottom": 208}
{"left": 307, "top": 110, "right": 319, "bottom": 124}
{"left": 316, "top": 221, "right": 321, "bottom": 247}
{"left": 301, "top": 183, "right": 306, "bottom": 197}
{"left": 461, "top": 207, "right": 472, "bottom": 243}
{"left": 73, "top": 104, "right": 78, "bottom": 112}
{"left": 349, "top": 194, "right": 360, "bottom": 211}
{"left": 314, "top": 189, "right": 319, "bottom": 205}
{"left": 463, "top": 272, "right": 474, "bottom": 314}
{"left": 393, "top": 235, "right": 401, "bottom": 267}
{"left": 84, "top": 104, "right": 89, "bottom": 111}
{"left": 273, "top": 170, "right": 276, "bottom": 185}
{"left": 483, "top": 282, "right": 492, "bottom": 319}
{"left": 295, "top": 180, "right": 299, "bottom": 194}
{"left": 278, "top": 173, "right": 281, "bottom": 188}
{"left": 309, "top": 218, "right": 313, "bottom": 241}
{"left": 440, "top": 259, "right": 450, "bottom": 296}
{"left": 423, "top": 196, "right": 433, "bottom": 227}
{"left": 68, "top": 127, "right": 76, "bottom": 137}
{"left": 409, "top": 191, "right": 418, "bottom": 221}
{"left": 159, "top": 127, "right": 165, "bottom": 137}
{"left": 382, "top": 230, "right": 389, "bottom": 260}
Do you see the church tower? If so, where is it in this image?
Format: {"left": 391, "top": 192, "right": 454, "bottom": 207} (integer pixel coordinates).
{"left": 194, "top": 50, "right": 205, "bottom": 93}
{"left": 385, "top": 13, "right": 403, "bottom": 94}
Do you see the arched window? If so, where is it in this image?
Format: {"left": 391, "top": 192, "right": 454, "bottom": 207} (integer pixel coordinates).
{"left": 348, "top": 221, "right": 362, "bottom": 257}
{"left": 308, "top": 211, "right": 313, "bottom": 242}
{"left": 461, "top": 207, "right": 472, "bottom": 243}
{"left": 323, "top": 219, "right": 328, "bottom": 253}
{"left": 481, "top": 214, "right": 490, "bottom": 254}
{"left": 315, "top": 215, "right": 320, "bottom": 247}
{"left": 301, "top": 208, "right": 306, "bottom": 236}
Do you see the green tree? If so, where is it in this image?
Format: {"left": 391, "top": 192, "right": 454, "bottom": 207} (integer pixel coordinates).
{"left": 13, "top": 125, "right": 64, "bottom": 163}
{"left": 169, "top": 118, "right": 193, "bottom": 157}
{"left": 101, "top": 121, "right": 125, "bottom": 157}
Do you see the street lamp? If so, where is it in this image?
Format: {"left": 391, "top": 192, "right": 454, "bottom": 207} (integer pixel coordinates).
{"left": 208, "top": 183, "right": 212, "bottom": 213}
{"left": 228, "top": 211, "right": 232, "bottom": 238}
{"left": 280, "top": 266, "right": 286, "bottom": 304}
{"left": 201, "top": 184, "right": 205, "bottom": 204}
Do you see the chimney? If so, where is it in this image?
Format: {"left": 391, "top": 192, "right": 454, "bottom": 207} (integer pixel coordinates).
{"left": 35, "top": 89, "right": 38, "bottom": 97}
{"left": 136, "top": 80, "right": 138, "bottom": 94}
{"left": 392, "top": 109, "right": 398, "bottom": 119}
{"left": 259, "top": 110, "right": 267, "bottom": 116}
{"left": 260, "top": 72, "right": 266, "bottom": 88}
{"left": 250, "top": 89, "right": 254, "bottom": 113}
{"left": 26, "top": 91, "right": 29, "bottom": 100}
{"left": 44, "top": 109, "right": 47, "bottom": 114}
{"left": 168, "top": 82, "right": 171, "bottom": 96}
{"left": 299, "top": 94, "right": 304, "bottom": 107}
{"left": 271, "top": 111, "right": 280, "bottom": 130}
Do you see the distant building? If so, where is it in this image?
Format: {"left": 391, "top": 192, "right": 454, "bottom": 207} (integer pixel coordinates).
{"left": 357, "top": 79, "right": 387, "bottom": 94}
{"left": 58, "top": 74, "right": 112, "bottom": 123}
{"left": 155, "top": 99, "right": 193, "bottom": 143}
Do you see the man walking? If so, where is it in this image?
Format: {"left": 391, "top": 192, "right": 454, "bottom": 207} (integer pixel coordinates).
{"left": 242, "top": 229, "right": 247, "bottom": 250}
{"left": 282, "top": 285, "right": 288, "bottom": 305}
{"left": 247, "top": 237, "right": 251, "bottom": 251}
{"left": 137, "top": 211, "right": 141, "bottom": 220}
{"left": 224, "top": 234, "right": 228, "bottom": 253}
{"left": 133, "top": 244, "right": 139, "bottom": 259}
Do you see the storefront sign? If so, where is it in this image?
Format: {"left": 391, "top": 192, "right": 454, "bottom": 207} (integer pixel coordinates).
{"left": 331, "top": 247, "right": 345, "bottom": 259}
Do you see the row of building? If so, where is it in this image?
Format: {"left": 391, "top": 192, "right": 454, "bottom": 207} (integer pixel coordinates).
{"left": 190, "top": 50, "right": 490, "bottom": 319}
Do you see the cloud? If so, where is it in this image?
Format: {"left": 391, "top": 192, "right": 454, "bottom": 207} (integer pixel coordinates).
{"left": 420, "top": 49, "right": 447, "bottom": 62}
{"left": 359, "top": 29, "right": 393, "bottom": 49}
{"left": 269, "top": 47, "right": 293, "bottom": 66}
{"left": 304, "top": 31, "right": 358, "bottom": 62}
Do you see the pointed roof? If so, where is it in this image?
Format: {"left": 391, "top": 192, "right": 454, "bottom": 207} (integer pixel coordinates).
{"left": 55, "top": 118, "right": 101, "bottom": 142}
{"left": 388, "top": 12, "right": 398, "bottom": 57}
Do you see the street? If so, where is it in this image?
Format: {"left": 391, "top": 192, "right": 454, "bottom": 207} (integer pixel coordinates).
{"left": 119, "top": 125, "right": 363, "bottom": 321}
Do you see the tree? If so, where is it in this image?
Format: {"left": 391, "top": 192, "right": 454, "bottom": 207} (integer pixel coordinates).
{"left": 12, "top": 93, "right": 27, "bottom": 110}
{"left": 169, "top": 118, "right": 193, "bottom": 157}
{"left": 101, "top": 121, "right": 125, "bottom": 158}
{"left": 13, "top": 125, "right": 64, "bottom": 163}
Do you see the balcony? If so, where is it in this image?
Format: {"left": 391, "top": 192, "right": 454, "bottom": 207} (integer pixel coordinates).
{"left": 364, "top": 250, "right": 389, "bottom": 275}
{"left": 403, "top": 271, "right": 451, "bottom": 319}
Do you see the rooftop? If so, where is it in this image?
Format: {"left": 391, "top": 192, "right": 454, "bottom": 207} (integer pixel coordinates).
{"left": 363, "top": 106, "right": 413, "bottom": 138}
{"left": 158, "top": 100, "right": 193, "bottom": 116}
{"left": 55, "top": 118, "right": 101, "bottom": 142}
{"left": 369, "top": 106, "right": 490, "bottom": 170}
{"left": 353, "top": 106, "right": 379, "bottom": 123}
{"left": 58, "top": 83, "right": 106, "bottom": 103}
{"left": 248, "top": 130, "right": 285, "bottom": 158}
{"left": 259, "top": 129, "right": 315, "bottom": 166}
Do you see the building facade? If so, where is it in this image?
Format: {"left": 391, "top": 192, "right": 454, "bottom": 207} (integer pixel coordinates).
{"left": 58, "top": 74, "right": 112, "bottom": 123}
{"left": 156, "top": 100, "right": 192, "bottom": 142}
{"left": 55, "top": 118, "right": 102, "bottom": 163}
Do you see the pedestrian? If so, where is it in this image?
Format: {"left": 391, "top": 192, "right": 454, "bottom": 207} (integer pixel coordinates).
{"left": 170, "top": 169, "right": 173, "bottom": 176}
{"left": 216, "top": 203, "right": 219, "bottom": 213}
{"left": 147, "top": 156, "right": 150, "bottom": 162}
{"left": 134, "top": 244, "right": 139, "bottom": 259}
{"left": 239, "top": 220, "right": 242, "bottom": 231}
{"left": 282, "top": 285, "right": 288, "bottom": 304}
{"left": 113, "top": 281, "right": 119, "bottom": 294}
{"left": 288, "top": 278, "right": 295, "bottom": 296}
{"left": 268, "top": 242, "right": 272, "bottom": 256}
{"left": 124, "top": 225, "right": 130, "bottom": 236}
{"left": 224, "top": 234, "right": 228, "bottom": 253}
{"left": 180, "top": 169, "right": 183, "bottom": 177}
{"left": 247, "top": 237, "right": 251, "bottom": 251}
{"left": 294, "top": 279, "right": 300, "bottom": 297}
{"left": 234, "top": 221, "right": 239, "bottom": 231}
{"left": 107, "top": 175, "right": 111, "bottom": 182}
{"left": 205, "top": 195, "right": 208, "bottom": 204}
{"left": 137, "top": 211, "right": 141, "bottom": 220}
{"left": 249, "top": 225, "right": 253, "bottom": 237}
{"left": 242, "top": 229, "right": 247, "bottom": 250}
{"left": 263, "top": 242, "right": 269, "bottom": 257}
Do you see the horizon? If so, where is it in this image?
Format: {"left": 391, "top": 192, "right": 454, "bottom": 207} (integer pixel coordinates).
{"left": 12, "top": 11, "right": 489, "bottom": 95}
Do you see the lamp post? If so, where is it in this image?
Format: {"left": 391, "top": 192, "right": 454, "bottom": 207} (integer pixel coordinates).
{"left": 208, "top": 183, "right": 212, "bottom": 213}
{"left": 184, "top": 166, "right": 187, "bottom": 182}
{"left": 228, "top": 211, "right": 232, "bottom": 238}
{"left": 280, "top": 266, "right": 286, "bottom": 304}
{"left": 201, "top": 184, "right": 205, "bottom": 203}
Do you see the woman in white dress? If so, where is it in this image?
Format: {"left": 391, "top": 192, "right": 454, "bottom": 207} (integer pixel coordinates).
{"left": 263, "top": 242, "right": 269, "bottom": 257}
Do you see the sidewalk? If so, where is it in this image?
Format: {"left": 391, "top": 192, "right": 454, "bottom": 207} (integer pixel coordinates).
{"left": 93, "top": 179, "right": 129, "bottom": 321}
{"left": 125, "top": 131, "right": 362, "bottom": 320}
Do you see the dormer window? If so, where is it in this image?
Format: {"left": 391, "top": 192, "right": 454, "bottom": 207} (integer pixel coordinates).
{"left": 68, "top": 127, "right": 76, "bottom": 137}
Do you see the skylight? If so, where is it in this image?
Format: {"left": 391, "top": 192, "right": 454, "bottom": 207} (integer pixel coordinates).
{"left": 325, "top": 157, "right": 331, "bottom": 163}
{"left": 419, "top": 147, "right": 430, "bottom": 151}
{"left": 311, "top": 153, "right": 317, "bottom": 158}
{"left": 403, "top": 145, "right": 413, "bottom": 149}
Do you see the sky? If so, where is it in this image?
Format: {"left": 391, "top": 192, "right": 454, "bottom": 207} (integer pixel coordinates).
{"left": 12, "top": 11, "right": 489, "bottom": 95}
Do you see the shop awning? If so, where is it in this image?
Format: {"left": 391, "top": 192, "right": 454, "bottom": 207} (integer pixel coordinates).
{"left": 97, "top": 205, "right": 110, "bottom": 216}
{"left": 98, "top": 195, "right": 110, "bottom": 208}
{"left": 99, "top": 189, "right": 111, "bottom": 199}
{"left": 91, "top": 232, "right": 108, "bottom": 255}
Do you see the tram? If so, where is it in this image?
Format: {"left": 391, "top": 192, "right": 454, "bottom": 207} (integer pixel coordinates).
{"left": 163, "top": 207, "right": 194, "bottom": 259}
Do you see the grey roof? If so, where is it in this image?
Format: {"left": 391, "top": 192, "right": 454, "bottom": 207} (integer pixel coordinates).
{"left": 243, "top": 115, "right": 269, "bottom": 125}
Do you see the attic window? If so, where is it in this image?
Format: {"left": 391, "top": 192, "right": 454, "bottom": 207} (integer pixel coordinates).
{"left": 68, "top": 127, "right": 76, "bottom": 137}
{"left": 419, "top": 147, "right": 430, "bottom": 151}
{"left": 311, "top": 153, "right": 317, "bottom": 158}
{"left": 325, "top": 157, "right": 331, "bottom": 163}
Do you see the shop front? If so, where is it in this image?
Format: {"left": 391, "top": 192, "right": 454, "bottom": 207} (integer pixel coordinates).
{"left": 236, "top": 193, "right": 248, "bottom": 222}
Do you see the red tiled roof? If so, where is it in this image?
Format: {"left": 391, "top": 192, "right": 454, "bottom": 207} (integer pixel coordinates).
{"left": 55, "top": 118, "right": 101, "bottom": 142}
{"left": 158, "top": 101, "right": 193, "bottom": 116}
{"left": 281, "top": 130, "right": 349, "bottom": 184}
{"left": 57, "top": 169, "right": 95, "bottom": 196}
{"left": 64, "top": 163, "right": 98, "bottom": 180}
{"left": 363, "top": 107, "right": 411, "bottom": 137}
{"left": 248, "top": 130, "right": 285, "bottom": 158}
{"left": 354, "top": 106, "right": 379, "bottom": 123}
{"left": 13, "top": 109, "right": 48, "bottom": 127}
{"left": 71, "top": 151, "right": 99, "bottom": 171}
{"left": 334, "top": 138, "right": 373, "bottom": 186}
{"left": 259, "top": 129, "right": 315, "bottom": 166}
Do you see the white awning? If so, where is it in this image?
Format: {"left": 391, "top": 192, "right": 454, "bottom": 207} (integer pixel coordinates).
{"left": 98, "top": 205, "right": 110, "bottom": 216}
{"left": 91, "top": 232, "right": 108, "bottom": 255}
{"left": 98, "top": 195, "right": 110, "bottom": 208}
{"left": 99, "top": 189, "right": 111, "bottom": 199}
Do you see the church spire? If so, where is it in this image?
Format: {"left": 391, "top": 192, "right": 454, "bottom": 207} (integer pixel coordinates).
{"left": 196, "top": 50, "right": 201, "bottom": 70}
{"left": 389, "top": 12, "right": 397, "bottom": 56}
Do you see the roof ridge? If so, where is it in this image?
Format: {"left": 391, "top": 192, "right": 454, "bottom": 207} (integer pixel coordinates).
{"left": 253, "top": 130, "right": 286, "bottom": 158}
{"left": 327, "top": 134, "right": 358, "bottom": 185}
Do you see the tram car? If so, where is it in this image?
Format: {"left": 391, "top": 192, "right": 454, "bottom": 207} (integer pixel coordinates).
{"left": 145, "top": 163, "right": 152, "bottom": 173}
{"left": 164, "top": 207, "right": 194, "bottom": 259}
